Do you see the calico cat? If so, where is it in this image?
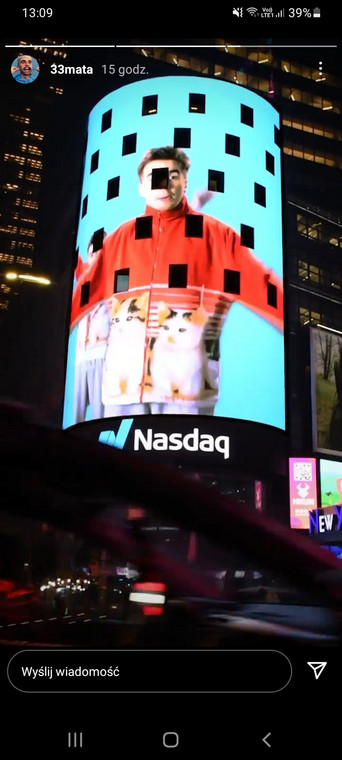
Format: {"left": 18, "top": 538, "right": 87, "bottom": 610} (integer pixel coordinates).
{"left": 102, "top": 291, "right": 149, "bottom": 401}
{"left": 150, "top": 302, "right": 210, "bottom": 400}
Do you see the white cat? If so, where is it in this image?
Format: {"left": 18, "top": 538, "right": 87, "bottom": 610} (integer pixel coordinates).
{"left": 150, "top": 303, "right": 210, "bottom": 400}
{"left": 102, "top": 291, "right": 149, "bottom": 402}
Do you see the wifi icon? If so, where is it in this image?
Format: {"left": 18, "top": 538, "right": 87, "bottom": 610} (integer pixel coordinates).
{"left": 247, "top": 6, "right": 258, "bottom": 15}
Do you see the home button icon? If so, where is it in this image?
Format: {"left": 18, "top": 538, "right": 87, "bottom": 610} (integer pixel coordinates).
{"left": 163, "top": 732, "right": 180, "bottom": 749}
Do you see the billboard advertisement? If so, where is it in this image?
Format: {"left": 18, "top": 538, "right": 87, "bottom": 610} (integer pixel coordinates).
{"left": 63, "top": 76, "right": 284, "bottom": 430}
{"left": 311, "top": 326, "right": 342, "bottom": 457}
{"left": 320, "top": 458, "right": 342, "bottom": 509}
{"left": 289, "top": 457, "right": 318, "bottom": 530}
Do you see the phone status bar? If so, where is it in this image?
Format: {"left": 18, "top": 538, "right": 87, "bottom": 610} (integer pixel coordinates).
{"left": 231, "top": 7, "right": 321, "bottom": 19}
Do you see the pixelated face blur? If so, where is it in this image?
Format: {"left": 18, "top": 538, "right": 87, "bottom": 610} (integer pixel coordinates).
{"left": 138, "top": 159, "right": 187, "bottom": 211}
{"left": 18, "top": 57, "right": 32, "bottom": 77}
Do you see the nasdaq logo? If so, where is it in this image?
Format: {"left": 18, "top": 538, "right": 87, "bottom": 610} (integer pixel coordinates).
{"left": 99, "top": 421, "right": 230, "bottom": 459}
{"left": 98, "top": 418, "right": 134, "bottom": 449}
{"left": 134, "top": 428, "right": 230, "bottom": 459}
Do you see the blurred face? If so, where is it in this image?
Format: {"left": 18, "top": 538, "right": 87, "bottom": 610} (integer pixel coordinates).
{"left": 18, "top": 57, "right": 32, "bottom": 78}
{"left": 138, "top": 159, "right": 187, "bottom": 211}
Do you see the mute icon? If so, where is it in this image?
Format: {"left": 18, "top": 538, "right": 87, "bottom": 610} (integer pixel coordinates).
{"left": 307, "top": 662, "right": 327, "bottom": 680}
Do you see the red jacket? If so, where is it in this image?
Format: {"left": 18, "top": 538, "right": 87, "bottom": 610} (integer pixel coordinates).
{"left": 71, "top": 197, "right": 283, "bottom": 334}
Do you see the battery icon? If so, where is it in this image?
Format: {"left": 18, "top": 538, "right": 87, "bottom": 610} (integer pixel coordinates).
{"left": 313, "top": 7, "right": 321, "bottom": 16}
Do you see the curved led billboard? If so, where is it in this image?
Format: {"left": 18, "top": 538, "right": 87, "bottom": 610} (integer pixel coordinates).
{"left": 63, "top": 76, "right": 285, "bottom": 429}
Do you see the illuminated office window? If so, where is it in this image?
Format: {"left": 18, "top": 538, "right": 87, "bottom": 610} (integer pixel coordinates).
{"left": 308, "top": 264, "right": 320, "bottom": 282}
{"left": 20, "top": 217, "right": 37, "bottom": 224}
{"left": 299, "top": 307, "right": 322, "bottom": 326}
{"left": 26, "top": 158, "right": 43, "bottom": 169}
{"left": 29, "top": 132, "right": 44, "bottom": 141}
{"left": 235, "top": 72, "right": 248, "bottom": 86}
{"left": 16, "top": 256, "right": 33, "bottom": 266}
{"left": 189, "top": 57, "right": 202, "bottom": 72}
{"left": 17, "top": 242, "right": 34, "bottom": 250}
{"left": 22, "top": 200, "right": 38, "bottom": 209}
{"left": 284, "top": 145, "right": 339, "bottom": 167}
{"left": 25, "top": 173, "right": 42, "bottom": 183}
{"left": 28, "top": 145, "right": 43, "bottom": 155}
{"left": 329, "top": 235, "right": 342, "bottom": 248}
{"left": 283, "top": 118, "right": 340, "bottom": 140}
{"left": 297, "top": 214, "right": 322, "bottom": 240}
{"left": 214, "top": 64, "right": 224, "bottom": 77}
{"left": 0, "top": 225, "right": 18, "bottom": 234}
{"left": 10, "top": 114, "right": 30, "bottom": 124}
{"left": 247, "top": 50, "right": 272, "bottom": 64}
{"left": 3, "top": 154, "right": 26, "bottom": 165}
{"left": 49, "top": 86, "right": 63, "bottom": 95}
{"left": 19, "top": 228, "right": 35, "bottom": 238}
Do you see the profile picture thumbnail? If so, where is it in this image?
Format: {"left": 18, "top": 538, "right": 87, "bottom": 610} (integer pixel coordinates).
{"left": 11, "top": 54, "right": 40, "bottom": 84}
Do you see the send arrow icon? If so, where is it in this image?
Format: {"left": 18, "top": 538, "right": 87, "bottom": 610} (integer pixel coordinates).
{"left": 307, "top": 662, "right": 327, "bottom": 680}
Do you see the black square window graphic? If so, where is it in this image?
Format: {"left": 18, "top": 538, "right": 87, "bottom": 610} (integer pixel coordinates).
{"left": 225, "top": 134, "right": 240, "bottom": 157}
{"left": 169, "top": 264, "right": 188, "bottom": 288}
{"left": 81, "top": 196, "right": 88, "bottom": 218}
{"left": 90, "top": 150, "right": 99, "bottom": 173}
{"left": 151, "top": 167, "right": 169, "bottom": 189}
{"left": 80, "top": 281, "right": 90, "bottom": 306}
{"left": 185, "top": 215, "right": 203, "bottom": 238}
{"left": 122, "top": 133, "right": 137, "bottom": 156}
{"left": 266, "top": 151, "right": 275, "bottom": 175}
{"left": 241, "top": 104, "right": 254, "bottom": 127}
{"left": 101, "top": 109, "right": 112, "bottom": 132}
{"left": 240, "top": 224, "right": 254, "bottom": 249}
{"left": 107, "top": 177, "right": 120, "bottom": 201}
{"left": 114, "top": 268, "right": 129, "bottom": 293}
{"left": 142, "top": 95, "right": 158, "bottom": 116}
{"left": 174, "top": 128, "right": 191, "bottom": 148}
{"left": 267, "top": 282, "right": 277, "bottom": 308}
{"left": 274, "top": 125, "right": 282, "bottom": 148}
{"left": 135, "top": 216, "right": 153, "bottom": 239}
{"left": 92, "top": 227, "right": 105, "bottom": 253}
{"left": 224, "top": 269, "right": 240, "bottom": 295}
{"left": 208, "top": 170, "right": 224, "bottom": 193}
{"left": 189, "top": 93, "right": 206, "bottom": 113}
{"left": 255, "top": 183, "right": 266, "bottom": 207}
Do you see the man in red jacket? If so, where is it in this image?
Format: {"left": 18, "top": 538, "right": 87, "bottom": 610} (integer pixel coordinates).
{"left": 70, "top": 146, "right": 283, "bottom": 418}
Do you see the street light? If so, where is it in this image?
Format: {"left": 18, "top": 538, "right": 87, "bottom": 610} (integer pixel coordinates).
{"left": 5, "top": 271, "right": 51, "bottom": 285}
